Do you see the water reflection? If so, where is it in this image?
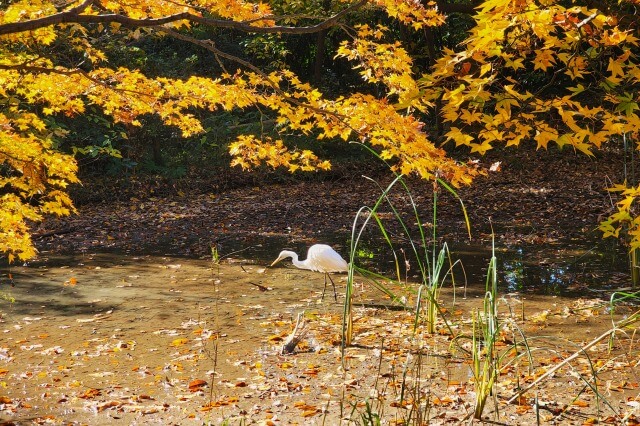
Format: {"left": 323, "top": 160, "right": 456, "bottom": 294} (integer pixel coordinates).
{"left": 206, "top": 232, "right": 631, "bottom": 296}
{"left": 3, "top": 231, "right": 629, "bottom": 298}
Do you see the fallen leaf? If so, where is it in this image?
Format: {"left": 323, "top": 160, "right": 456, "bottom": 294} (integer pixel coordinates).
{"left": 78, "top": 388, "right": 101, "bottom": 399}
{"left": 170, "top": 338, "right": 189, "bottom": 347}
{"left": 96, "top": 401, "right": 121, "bottom": 412}
{"left": 188, "top": 379, "right": 208, "bottom": 392}
{"left": 278, "top": 362, "right": 294, "bottom": 369}
{"left": 201, "top": 396, "right": 239, "bottom": 410}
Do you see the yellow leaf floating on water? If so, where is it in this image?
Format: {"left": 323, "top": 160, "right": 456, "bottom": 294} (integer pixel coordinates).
{"left": 278, "top": 362, "right": 294, "bottom": 369}
{"left": 170, "top": 338, "right": 189, "bottom": 347}
{"left": 267, "top": 334, "right": 284, "bottom": 342}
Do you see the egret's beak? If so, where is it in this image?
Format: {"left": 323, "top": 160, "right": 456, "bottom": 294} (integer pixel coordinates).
{"left": 270, "top": 257, "right": 283, "bottom": 267}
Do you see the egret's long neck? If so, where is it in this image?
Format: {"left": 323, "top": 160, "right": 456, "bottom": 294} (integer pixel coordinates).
{"left": 287, "top": 251, "right": 310, "bottom": 270}
{"left": 292, "top": 257, "right": 310, "bottom": 270}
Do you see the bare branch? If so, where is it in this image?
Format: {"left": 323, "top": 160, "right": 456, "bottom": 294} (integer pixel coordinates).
{"left": 157, "top": 27, "right": 358, "bottom": 136}
{"left": 434, "top": 0, "right": 483, "bottom": 15}
{"left": 0, "top": 0, "right": 368, "bottom": 36}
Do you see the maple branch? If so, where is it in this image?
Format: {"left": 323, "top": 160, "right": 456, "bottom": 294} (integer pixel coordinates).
{"left": 0, "top": 63, "right": 158, "bottom": 104}
{"left": 155, "top": 27, "right": 369, "bottom": 152}
{"left": 0, "top": 0, "right": 368, "bottom": 36}
{"left": 157, "top": 27, "right": 353, "bottom": 125}
{"left": 0, "top": 63, "right": 85, "bottom": 76}
{"left": 156, "top": 28, "right": 259, "bottom": 75}
{"left": 435, "top": 0, "right": 483, "bottom": 15}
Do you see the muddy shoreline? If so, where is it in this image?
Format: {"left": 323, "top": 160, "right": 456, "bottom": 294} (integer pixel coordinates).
{"left": 34, "top": 147, "right": 624, "bottom": 261}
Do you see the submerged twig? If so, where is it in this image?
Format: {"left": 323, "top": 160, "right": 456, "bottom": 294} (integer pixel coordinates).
{"left": 508, "top": 310, "right": 640, "bottom": 404}
{"left": 282, "top": 311, "right": 308, "bottom": 354}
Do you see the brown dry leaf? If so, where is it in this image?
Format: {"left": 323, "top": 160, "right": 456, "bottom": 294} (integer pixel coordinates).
{"left": 293, "top": 401, "right": 313, "bottom": 409}
{"left": 202, "top": 396, "right": 239, "bottom": 410}
{"left": 512, "top": 395, "right": 529, "bottom": 405}
{"left": 294, "top": 401, "right": 319, "bottom": 416}
{"left": 431, "top": 396, "right": 454, "bottom": 406}
{"left": 0, "top": 396, "right": 12, "bottom": 404}
{"left": 132, "top": 394, "right": 154, "bottom": 402}
{"left": 96, "top": 400, "right": 121, "bottom": 412}
{"left": 302, "top": 408, "right": 320, "bottom": 417}
{"left": 572, "top": 399, "right": 590, "bottom": 407}
{"left": 0, "top": 369, "right": 8, "bottom": 376}
{"left": 78, "top": 388, "right": 101, "bottom": 399}
{"left": 188, "top": 379, "right": 208, "bottom": 392}
{"left": 303, "top": 367, "right": 319, "bottom": 376}
{"left": 489, "top": 161, "right": 502, "bottom": 172}
{"left": 626, "top": 416, "right": 640, "bottom": 426}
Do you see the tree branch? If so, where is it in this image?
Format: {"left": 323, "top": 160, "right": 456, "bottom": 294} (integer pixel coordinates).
{"left": 157, "top": 27, "right": 357, "bottom": 135}
{"left": 435, "top": 0, "right": 482, "bottom": 15}
{"left": 0, "top": 0, "right": 368, "bottom": 36}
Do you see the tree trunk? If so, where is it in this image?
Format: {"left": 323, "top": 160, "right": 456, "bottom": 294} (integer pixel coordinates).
{"left": 152, "top": 139, "right": 164, "bottom": 167}
{"left": 313, "top": 29, "right": 328, "bottom": 84}
{"left": 312, "top": 0, "right": 332, "bottom": 83}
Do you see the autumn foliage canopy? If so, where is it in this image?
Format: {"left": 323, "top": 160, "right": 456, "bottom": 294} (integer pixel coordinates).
{"left": 1, "top": 0, "right": 640, "bottom": 261}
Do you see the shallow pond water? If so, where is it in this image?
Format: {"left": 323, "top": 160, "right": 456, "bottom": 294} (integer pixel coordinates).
{"left": 204, "top": 231, "right": 632, "bottom": 296}
{"left": 0, "top": 238, "right": 638, "bottom": 425}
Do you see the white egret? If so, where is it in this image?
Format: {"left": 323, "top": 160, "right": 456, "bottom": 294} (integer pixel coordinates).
{"left": 270, "top": 244, "right": 348, "bottom": 301}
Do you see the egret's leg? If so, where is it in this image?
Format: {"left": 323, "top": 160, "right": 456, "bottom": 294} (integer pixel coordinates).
{"left": 327, "top": 273, "right": 338, "bottom": 301}
{"left": 321, "top": 274, "right": 327, "bottom": 300}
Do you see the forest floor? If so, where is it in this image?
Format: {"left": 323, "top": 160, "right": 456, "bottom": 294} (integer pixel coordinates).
{"left": 33, "top": 145, "right": 626, "bottom": 259}
{"left": 2, "top": 145, "right": 640, "bottom": 425}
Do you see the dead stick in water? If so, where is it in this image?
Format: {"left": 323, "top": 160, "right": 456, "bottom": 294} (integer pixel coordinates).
{"left": 508, "top": 312, "right": 640, "bottom": 404}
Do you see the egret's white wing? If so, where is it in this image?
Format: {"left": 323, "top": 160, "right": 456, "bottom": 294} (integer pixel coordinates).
{"left": 307, "top": 244, "right": 348, "bottom": 273}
